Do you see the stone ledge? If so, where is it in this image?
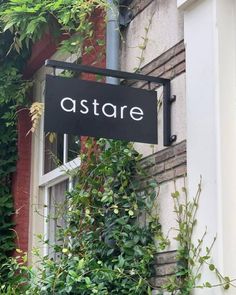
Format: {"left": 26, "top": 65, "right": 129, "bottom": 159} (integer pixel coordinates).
{"left": 177, "top": 0, "right": 198, "bottom": 10}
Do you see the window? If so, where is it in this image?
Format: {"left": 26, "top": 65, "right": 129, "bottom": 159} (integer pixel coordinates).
{"left": 47, "top": 180, "right": 68, "bottom": 260}
{"left": 41, "top": 133, "right": 80, "bottom": 257}
{"left": 30, "top": 56, "right": 81, "bottom": 258}
{"left": 44, "top": 134, "right": 81, "bottom": 174}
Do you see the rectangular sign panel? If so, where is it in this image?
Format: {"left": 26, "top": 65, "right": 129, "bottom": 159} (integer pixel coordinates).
{"left": 44, "top": 75, "right": 157, "bottom": 144}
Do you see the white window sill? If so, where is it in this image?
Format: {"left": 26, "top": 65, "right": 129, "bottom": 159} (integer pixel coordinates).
{"left": 39, "top": 157, "right": 81, "bottom": 187}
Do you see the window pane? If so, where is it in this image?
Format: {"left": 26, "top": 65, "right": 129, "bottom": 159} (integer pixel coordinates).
{"left": 44, "top": 133, "right": 64, "bottom": 174}
{"left": 48, "top": 180, "right": 68, "bottom": 260}
{"left": 68, "top": 134, "right": 81, "bottom": 162}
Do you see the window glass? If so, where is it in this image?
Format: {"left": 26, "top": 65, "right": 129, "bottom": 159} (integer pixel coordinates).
{"left": 44, "top": 133, "right": 64, "bottom": 174}
{"left": 48, "top": 180, "right": 68, "bottom": 260}
{"left": 68, "top": 134, "right": 81, "bottom": 162}
{"left": 44, "top": 133, "right": 80, "bottom": 174}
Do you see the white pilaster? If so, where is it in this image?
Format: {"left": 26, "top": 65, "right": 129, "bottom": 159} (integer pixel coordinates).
{"left": 181, "top": 0, "right": 236, "bottom": 293}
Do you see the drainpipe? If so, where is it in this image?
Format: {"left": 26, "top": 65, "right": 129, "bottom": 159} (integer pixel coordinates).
{"left": 104, "top": 1, "right": 120, "bottom": 248}
{"left": 106, "top": 0, "right": 120, "bottom": 85}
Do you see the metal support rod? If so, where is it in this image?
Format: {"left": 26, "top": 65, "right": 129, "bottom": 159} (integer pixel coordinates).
{"left": 45, "top": 59, "right": 169, "bottom": 85}
{"left": 106, "top": 0, "right": 120, "bottom": 85}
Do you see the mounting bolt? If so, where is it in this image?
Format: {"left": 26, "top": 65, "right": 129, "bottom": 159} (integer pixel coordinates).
{"left": 170, "top": 135, "right": 177, "bottom": 143}
{"left": 170, "top": 95, "right": 176, "bottom": 103}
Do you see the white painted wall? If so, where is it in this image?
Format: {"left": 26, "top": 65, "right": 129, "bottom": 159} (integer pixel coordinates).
{"left": 121, "top": 0, "right": 186, "bottom": 157}
{"left": 182, "top": 0, "right": 236, "bottom": 293}
{"left": 215, "top": 0, "right": 236, "bottom": 288}
{"left": 134, "top": 73, "right": 186, "bottom": 158}
{"left": 157, "top": 177, "right": 186, "bottom": 251}
{"left": 121, "top": 0, "right": 184, "bottom": 72}
{"left": 120, "top": 0, "right": 188, "bottom": 264}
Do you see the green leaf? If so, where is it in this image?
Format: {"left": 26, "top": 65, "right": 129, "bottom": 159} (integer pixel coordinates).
{"left": 205, "top": 282, "right": 212, "bottom": 288}
{"left": 85, "top": 277, "right": 91, "bottom": 285}
{"left": 209, "top": 264, "right": 215, "bottom": 271}
{"left": 128, "top": 210, "right": 134, "bottom": 216}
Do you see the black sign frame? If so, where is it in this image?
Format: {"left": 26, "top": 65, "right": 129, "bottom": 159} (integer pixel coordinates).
{"left": 45, "top": 59, "right": 176, "bottom": 146}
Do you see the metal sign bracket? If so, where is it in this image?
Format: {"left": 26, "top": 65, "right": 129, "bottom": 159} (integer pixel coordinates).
{"left": 45, "top": 59, "right": 177, "bottom": 146}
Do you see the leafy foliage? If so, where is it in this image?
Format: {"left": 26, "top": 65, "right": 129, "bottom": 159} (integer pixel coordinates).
{"left": 1, "top": 139, "right": 167, "bottom": 294}
{"left": 0, "top": 66, "right": 30, "bottom": 272}
{"left": 0, "top": 0, "right": 107, "bottom": 286}
{"left": 160, "top": 180, "right": 235, "bottom": 294}
{"left": 0, "top": 0, "right": 107, "bottom": 55}
{"left": 0, "top": 1, "right": 233, "bottom": 294}
{"left": 0, "top": 250, "right": 33, "bottom": 295}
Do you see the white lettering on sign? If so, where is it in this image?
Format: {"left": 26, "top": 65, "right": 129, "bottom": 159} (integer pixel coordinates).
{"left": 61, "top": 97, "right": 76, "bottom": 113}
{"left": 60, "top": 97, "right": 144, "bottom": 121}
{"left": 80, "top": 100, "right": 89, "bottom": 114}
{"left": 102, "top": 103, "right": 117, "bottom": 118}
{"left": 120, "top": 105, "right": 128, "bottom": 119}
{"left": 92, "top": 99, "right": 99, "bottom": 116}
{"left": 130, "top": 107, "right": 144, "bottom": 121}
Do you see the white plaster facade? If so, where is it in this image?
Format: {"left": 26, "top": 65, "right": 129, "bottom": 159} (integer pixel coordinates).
{"left": 121, "top": 0, "right": 184, "bottom": 72}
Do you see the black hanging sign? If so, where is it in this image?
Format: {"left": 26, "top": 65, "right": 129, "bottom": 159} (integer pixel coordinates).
{"left": 44, "top": 75, "right": 158, "bottom": 144}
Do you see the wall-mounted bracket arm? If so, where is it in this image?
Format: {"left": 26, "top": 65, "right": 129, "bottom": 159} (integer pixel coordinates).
{"left": 45, "top": 59, "right": 176, "bottom": 146}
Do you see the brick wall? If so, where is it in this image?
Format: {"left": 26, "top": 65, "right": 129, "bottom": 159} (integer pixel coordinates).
{"left": 140, "top": 141, "right": 186, "bottom": 292}
{"left": 141, "top": 140, "right": 187, "bottom": 185}
{"left": 152, "top": 250, "right": 177, "bottom": 293}
{"left": 12, "top": 109, "right": 32, "bottom": 253}
{"left": 81, "top": 8, "right": 106, "bottom": 152}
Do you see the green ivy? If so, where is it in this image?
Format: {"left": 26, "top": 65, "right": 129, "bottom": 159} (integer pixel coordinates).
{"left": 0, "top": 139, "right": 167, "bottom": 294}
{"left": 0, "top": 65, "right": 30, "bottom": 271}
{"left": 0, "top": 0, "right": 107, "bottom": 55}
{"left": 0, "top": 0, "right": 107, "bottom": 281}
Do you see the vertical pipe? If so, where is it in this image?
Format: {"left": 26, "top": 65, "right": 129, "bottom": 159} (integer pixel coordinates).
{"left": 105, "top": 2, "right": 120, "bottom": 248}
{"left": 106, "top": 0, "right": 120, "bottom": 85}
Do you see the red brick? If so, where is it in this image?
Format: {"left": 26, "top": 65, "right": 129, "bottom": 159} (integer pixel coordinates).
{"left": 12, "top": 109, "right": 32, "bottom": 254}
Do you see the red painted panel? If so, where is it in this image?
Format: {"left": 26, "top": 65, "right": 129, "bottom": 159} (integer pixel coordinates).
{"left": 12, "top": 109, "right": 32, "bottom": 253}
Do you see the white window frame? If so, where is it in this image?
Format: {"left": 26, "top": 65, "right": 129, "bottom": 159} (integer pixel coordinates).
{"left": 35, "top": 54, "right": 81, "bottom": 257}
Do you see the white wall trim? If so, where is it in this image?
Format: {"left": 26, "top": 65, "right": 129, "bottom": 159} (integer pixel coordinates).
{"left": 183, "top": 0, "right": 236, "bottom": 293}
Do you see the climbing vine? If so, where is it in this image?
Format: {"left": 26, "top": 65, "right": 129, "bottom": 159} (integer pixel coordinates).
{"left": 0, "top": 139, "right": 167, "bottom": 294}
{"left": 0, "top": 1, "right": 167, "bottom": 294}
{"left": 0, "top": 1, "right": 234, "bottom": 295}
{"left": 0, "top": 66, "right": 31, "bottom": 270}
{"left": 159, "top": 180, "right": 235, "bottom": 294}
{"left": 0, "top": 0, "right": 107, "bottom": 282}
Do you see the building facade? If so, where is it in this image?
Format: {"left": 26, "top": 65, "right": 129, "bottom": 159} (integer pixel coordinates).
{"left": 12, "top": 0, "right": 236, "bottom": 294}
